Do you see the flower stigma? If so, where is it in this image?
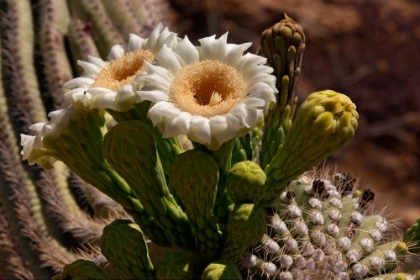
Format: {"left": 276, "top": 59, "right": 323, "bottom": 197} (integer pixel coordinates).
{"left": 92, "top": 49, "right": 154, "bottom": 91}
{"left": 169, "top": 60, "right": 246, "bottom": 117}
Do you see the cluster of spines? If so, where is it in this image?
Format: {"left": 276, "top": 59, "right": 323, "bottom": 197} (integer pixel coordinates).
{"left": 240, "top": 172, "right": 416, "bottom": 280}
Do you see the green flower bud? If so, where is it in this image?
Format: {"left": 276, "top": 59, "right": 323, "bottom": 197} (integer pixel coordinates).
{"left": 262, "top": 90, "right": 359, "bottom": 206}
{"left": 226, "top": 161, "right": 267, "bottom": 205}
{"left": 170, "top": 149, "right": 222, "bottom": 256}
{"left": 156, "top": 252, "right": 192, "bottom": 280}
{"left": 201, "top": 260, "right": 242, "bottom": 280}
{"left": 403, "top": 217, "right": 420, "bottom": 253}
{"left": 222, "top": 204, "right": 266, "bottom": 262}
{"left": 52, "top": 259, "right": 107, "bottom": 280}
{"left": 100, "top": 219, "right": 155, "bottom": 279}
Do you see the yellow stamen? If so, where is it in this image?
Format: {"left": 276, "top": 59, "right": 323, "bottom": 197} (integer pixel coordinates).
{"left": 93, "top": 49, "right": 154, "bottom": 91}
{"left": 170, "top": 60, "right": 246, "bottom": 117}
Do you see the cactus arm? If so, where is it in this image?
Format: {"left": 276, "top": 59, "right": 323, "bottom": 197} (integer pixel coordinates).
{"left": 103, "top": 120, "right": 195, "bottom": 250}
{"left": 67, "top": 18, "right": 101, "bottom": 76}
{"left": 39, "top": 0, "right": 73, "bottom": 110}
{"left": 101, "top": 0, "right": 144, "bottom": 39}
{"left": 101, "top": 219, "right": 156, "bottom": 279}
{"left": 170, "top": 149, "right": 223, "bottom": 256}
{"left": 258, "top": 16, "right": 305, "bottom": 170}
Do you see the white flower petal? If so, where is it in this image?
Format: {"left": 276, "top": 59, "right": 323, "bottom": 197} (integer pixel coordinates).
{"left": 190, "top": 116, "right": 212, "bottom": 144}
{"left": 87, "top": 56, "right": 107, "bottom": 68}
{"left": 155, "top": 45, "right": 182, "bottom": 74}
{"left": 107, "top": 44, "right": 125, "bottom": 61}
{"left": 136, "top": 90, "right": 170, "bottom": 103}
{"left": 238, "top": 53, "right": 267, "bottom": 73}
{"left": 198, "top": 35, "right": 216, "bottom": 59}
{"left": 174, "top": 36, "right": 199, "bottom": 66}
{"left": 140, "top": 73, "right": 171, "bottom": 91}
{"left": 212, "top": 32, "right": 228, "bottom": 61}
{"left": 226, "top": 42, "right": 252, "bottom": 68}
{"left": 63, "top": 77, "right": 94, "bottom": 89}
{"left": 170, "top": 112, "right": 192, "bottom": 134}
{"left": 127, "top": 34, "right": 146, "bottom": 52}
{"left": 77, "top": 60, "right": 102, "bottom": 75}
{"left": 145, "top": 22, "right": 163, "bottom": 50}
{"left": 148, "top": 101, "right": 181, "bottom": 125}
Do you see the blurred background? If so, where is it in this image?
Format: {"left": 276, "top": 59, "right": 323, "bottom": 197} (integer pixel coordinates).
{"left": 165, "top": 0, "right": 420, "bottom": 229}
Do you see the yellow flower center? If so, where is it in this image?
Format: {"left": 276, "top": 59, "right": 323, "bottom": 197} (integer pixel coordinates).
{"left": 169, "top": 60, "right": 246, "bottom": 117}
{"left": 93, "top": 49, "right": 154, "bottom": 91}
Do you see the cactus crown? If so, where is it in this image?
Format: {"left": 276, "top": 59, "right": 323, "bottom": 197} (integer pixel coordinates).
{"left": 0, "top": 1, "right": 417, "bottom": 279}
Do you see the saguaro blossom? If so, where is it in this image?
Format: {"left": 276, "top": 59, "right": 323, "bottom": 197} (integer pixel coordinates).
{"left": 64, "top": 23, "right": 179, "bottom": 112}
{"left": 136, "top": 33, "right": 277, "bottom": 150}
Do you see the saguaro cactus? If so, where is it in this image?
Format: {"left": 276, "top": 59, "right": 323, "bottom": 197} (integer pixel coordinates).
{"left": 0, "top": 1, "right": 418, "bottom": 279}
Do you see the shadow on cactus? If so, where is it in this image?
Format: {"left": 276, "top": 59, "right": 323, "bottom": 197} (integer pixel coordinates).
{"left": 12, "top": 9, "right": 420, "bottom": 280}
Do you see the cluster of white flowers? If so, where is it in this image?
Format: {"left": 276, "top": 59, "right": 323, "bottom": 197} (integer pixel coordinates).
{"left": 21, "top": 23, "right": 277, "bottom": 164}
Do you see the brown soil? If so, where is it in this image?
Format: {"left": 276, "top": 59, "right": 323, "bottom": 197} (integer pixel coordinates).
{"left": 168, "top": 0, "right": 420, "bottom": 229}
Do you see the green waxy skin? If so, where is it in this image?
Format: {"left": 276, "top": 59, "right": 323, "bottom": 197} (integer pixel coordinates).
{"left": 170, "top": 149, "right": 222, "bottom": 256}
{"left": 103, "top": 120, "right": 195, "bottom": 250}
{"left": 101, "top": 219, "right": 155, "bottom": 279}
{"left": 222, "top": 204, "right": 266, "bottom": 262}
{"left": 156, "top": 252, "right": 192, "bottom": 280}
{"left": 226, "top": 161, "right": 267, "bottom": 205}
{"left": 201, "top": 260, "right": 242, "bottom": 280}
{"left": 51, "top": 259, "right": 107, "bottom": 280}
{"left": 261, "top": 90, "right": 359, "bottom": 206}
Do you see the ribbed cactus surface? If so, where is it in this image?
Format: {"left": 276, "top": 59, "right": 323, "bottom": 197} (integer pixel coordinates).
{"left": 0, "top": 1, "right": 419, "bottom": 279}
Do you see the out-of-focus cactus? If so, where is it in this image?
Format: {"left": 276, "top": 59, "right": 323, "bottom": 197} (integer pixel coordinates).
{"left": 0, "top": 0, "right": 418, "bottom": 279}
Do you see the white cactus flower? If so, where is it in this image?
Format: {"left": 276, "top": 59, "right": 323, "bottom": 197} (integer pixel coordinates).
{"left": 63, "top": 23, "right": 179, "bottom": 112}
{"left": 136, "top": 33, "right": 277, "bottom": 150}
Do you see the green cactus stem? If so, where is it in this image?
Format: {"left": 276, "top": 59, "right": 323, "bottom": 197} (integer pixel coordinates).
{"left": 261, "top": 90, "right": 359, "bottom": 206}
{"left": 103, "top": 120, "right": 195, "bottom": 250}
{"left": 258, "top": 15, "right": 305, "bottom": 170}
{"left": 156, "top": 252, "right": 193, "bottom": 280}
{"left": 170, "top": 149, "right": 223, "bottom": 256}
{"left": 201, "top": 260, "right": 242, "bottom": 280}
{"left": 101, "top": 219, "right": 155, "bottom": 279}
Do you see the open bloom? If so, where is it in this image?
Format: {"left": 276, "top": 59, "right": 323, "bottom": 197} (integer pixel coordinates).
{"left": 63, "top": 23, "right": 179, "bottom": 112}
{"left": 136, "top": 33, "right": 277, "bottom": 150}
